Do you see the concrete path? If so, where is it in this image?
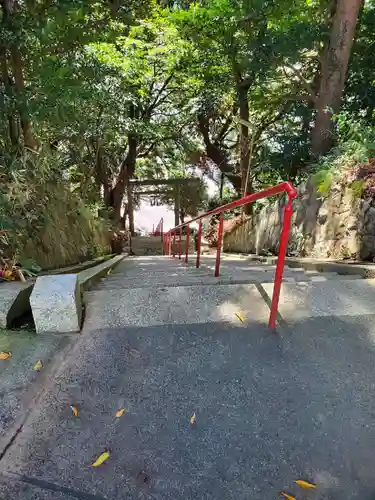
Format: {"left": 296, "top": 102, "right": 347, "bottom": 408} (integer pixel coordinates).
{"left": 0, "top": 330, "right": 71, "bottom": 455}
{"left": 1, "top": 255, "right": 375, "bottom": 499}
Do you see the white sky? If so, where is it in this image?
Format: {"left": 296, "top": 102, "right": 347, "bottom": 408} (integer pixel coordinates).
{"left": 134, "top": 177, "right": 217, "bottom": 232}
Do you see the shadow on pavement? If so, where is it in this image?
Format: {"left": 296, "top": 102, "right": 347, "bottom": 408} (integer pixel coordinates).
{"left": 1, "top": 317, "right": 375, "bottom": 499}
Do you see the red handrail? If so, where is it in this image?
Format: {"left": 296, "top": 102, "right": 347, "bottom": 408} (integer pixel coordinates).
{"left": 163, "top": 181, "right": 297, "bottom": 329}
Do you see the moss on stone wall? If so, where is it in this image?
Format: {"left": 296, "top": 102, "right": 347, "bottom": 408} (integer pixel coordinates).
{"left": 0, "top": 154, "right": 111, "bottom": 270}
{"left": 20, "top": 185, "right": 111, "bottom": 269}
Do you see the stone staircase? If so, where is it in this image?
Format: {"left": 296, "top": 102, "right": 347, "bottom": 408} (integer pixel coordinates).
{"left": 131, "top": 235, "right": 163, "bottom": 255}
{"left": 94, "top": 254, "right": 363, "bottom": 291}
{"left": 84, "top": 251, "right": 375, "bottom": 329}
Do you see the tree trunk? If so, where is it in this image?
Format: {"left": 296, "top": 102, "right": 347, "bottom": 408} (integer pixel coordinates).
{"left": 197, "top": 114, "right": 241, "bottom": 193}
{"left": 238, "top": 86, "right": 250, "bottom": 197}
{"left": 1, "top": 0, "right": 37, "bottom": 150}
{"left": 108, "top": 134, "right": 137, "bottom": 224}
{"left": 10, "top": 47, "right": 38, "bottom": 150}
{"left": 311, "top": 0, "right": 362, "bottom": 157}
{"left": 0, "top": 46, "right": 19, "bottom": 146}
{"left": 127, "top": 181, "right": 135, "bottom": 236}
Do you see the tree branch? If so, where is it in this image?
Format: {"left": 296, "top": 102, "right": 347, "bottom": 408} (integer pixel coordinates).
{"left": 283, "top": 63, "right": 317, "bottom": 102}
{"left": 215, "top": 103, "right": 238, "bottom": 143}
{"left": 144, "top": 72, "right": 175, "bottom": 118}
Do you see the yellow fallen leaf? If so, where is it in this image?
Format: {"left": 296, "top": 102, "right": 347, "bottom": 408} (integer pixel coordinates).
{"left": 115, "top": 408, "right": 125, "bottom": 418}
{"left": 34, "top": 360, "right": 42, "bottom": 371}
{"left": 0, "top": 351, "right": 11, "bottom": 360}
{"left": 280, "top": 492, "right": 296, "bottom": 500}
{"left": 295, "top": 480, "right": 316, "bottom": 489}
{"left": 190, "top": 412, "right": 196, "bottom": 425}
{"left": 70, "top": 405, "right": 79, "bottom": 417}
{"left": 92, "top": 450, "right": 110, "bottom": 467}
{"left": 235, "top": 311, "right": 245, "bottom": 323}
{"left": 4, "top": 270, "right": 13, "bottom": 280}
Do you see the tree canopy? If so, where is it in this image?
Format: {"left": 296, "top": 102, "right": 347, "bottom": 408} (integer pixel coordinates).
{"left": 0, "top": 0, "right": 371, "bottom": 227}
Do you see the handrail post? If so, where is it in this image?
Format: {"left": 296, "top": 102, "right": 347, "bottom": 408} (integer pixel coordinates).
{"left": 269, "top": 196, "right": 293, "bottom": 329}
{"left": 173, "top": 231, "right": 176, "bottom": 258}
{"left": 215, "top": 214, "right": 224, "bottom": 277}
{"left": 178, "top": 227, "right": 182, "bottom": 259}
{"left": 185, "top": 224, "right": 190, "bottom": 263}
{"left": 168, "top": 232, "right": 172, "bottom": 256}
{"left": 160, "top": 218, "right": 164, "bottom": 242}
{"left": 196, "top": 220, "right": 202, "bottom": 268}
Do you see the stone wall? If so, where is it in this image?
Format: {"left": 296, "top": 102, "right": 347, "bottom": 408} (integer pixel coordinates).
{"left": 20, "top": 185, "right": 111, "bottom": 270}
{"left": 224, "top": 179, "right": 375, "bottom": 261}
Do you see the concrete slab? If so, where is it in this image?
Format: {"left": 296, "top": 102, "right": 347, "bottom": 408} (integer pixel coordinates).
{"left": 83, "top": 284, "right": 270, "bottom": 329}
{"left": 3, "top": 318, "right": 375, "bottom": 499}
{"left": 0, "top": 329, "right": 69, "bottom": 454}
{"left": 0, "top": 282, "right": 34, "bottom": 329}
{"left": 261, "top": 278, "right": 375, "bottom": 320}
{"left": 30, "top": 275, "right": 82, "bottom": 334}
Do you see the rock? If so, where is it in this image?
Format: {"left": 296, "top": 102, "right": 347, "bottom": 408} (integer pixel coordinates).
{"left": 317, "top": 207, "right": 329, "bottom": 225}
{"left": 30, "top": 274, "right": 82, "bottom": 334}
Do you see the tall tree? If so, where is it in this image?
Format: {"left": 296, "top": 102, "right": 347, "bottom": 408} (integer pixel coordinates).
{"left": 311, "top": 0, "right": 363, "bottom": 156}
{"left": 0, "top": 0, "right": 37, "bottom": 149}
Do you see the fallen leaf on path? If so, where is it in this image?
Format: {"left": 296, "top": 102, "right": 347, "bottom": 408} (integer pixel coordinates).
{"left": 115, "top": 408, "right": 125, "bottom": 418}
{"left": 235, "top": 311, "right": 245, "bottom": 323}
{"left": 295, "top": 480, "right": 316, "bottom": 490}
{"left": 70, "top": 405, "right": 79, "bottom": 417}
{"left": 0, "top": 351, "right": 11, "bottom": 360}
{"left": 92, "top": 451, "right": 110, "bottom": 467}
{"left": 34, "top": 360, "right": 42, "bottom": 371}
{"left": 280, "top": 492, "right": 296, "bottom": 500}
{"left": 190, "top": 412, "right": 196, "bottom": 425}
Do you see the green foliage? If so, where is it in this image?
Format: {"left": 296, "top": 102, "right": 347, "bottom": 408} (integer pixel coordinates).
{"left": 350, "top": 179, "right": 365, "bottom": 199}
{"left": 1, "top": 0, "right": 375, "bottom": 261}
{"left": 0, "top": 149, "right": 110, "bottom": 268}
{"left": 310, "top": 114, "right": 375, "bottom": 199}
{"left": 312, "top": 169, "right": 333, "bottom": 197}
{"left": 205, "top": 192, "right": 239, "bottom": 220}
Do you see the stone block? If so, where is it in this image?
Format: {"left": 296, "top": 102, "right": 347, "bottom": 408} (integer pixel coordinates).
{"left": 0, "top": 282, "right": 33, "bottom": 328}
{"left": 30, "top": 274, "right": 82, "bottom": 334}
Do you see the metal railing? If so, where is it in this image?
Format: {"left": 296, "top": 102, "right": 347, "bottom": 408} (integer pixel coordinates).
{"left": 163, "top": 182, "right": 297, "bottom": 329}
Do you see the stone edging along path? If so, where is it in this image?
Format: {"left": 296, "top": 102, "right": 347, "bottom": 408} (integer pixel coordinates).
{"left": 227, "top": 253, "right": 375, "bottom": 279}
{"left": 0, "top": 254, "right": 115, "bottom": 330}
{"left": 29, "top": 254, "right": 126, "bottom": 334}
{"left": 28, "top": 254, "right": 126, "bottom": 334}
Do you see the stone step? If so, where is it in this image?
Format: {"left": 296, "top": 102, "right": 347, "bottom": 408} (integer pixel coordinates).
{"left": 83, "top": 283, "right": 271, "bottom": 329}
{"left": 108, "top": 266, "right": 211, "bottom": 275}
{"left": 94, "top": 274, "right": 325, "bottom": 290}
{"left": 102, "top": 274, "right": 213, "bottom": 284}
{"left": 308, "top": 274, "right": 363, "bottom": 282}
{"left": 260, "top": 278, "right": 375, "bottom": 321}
